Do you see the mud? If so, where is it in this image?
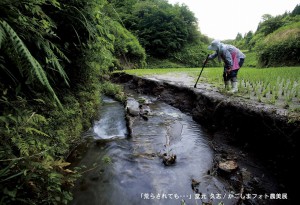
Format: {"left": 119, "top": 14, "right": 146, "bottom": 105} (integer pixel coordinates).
{"left": 111, "top": 72, "right": 299, "bottom": 204}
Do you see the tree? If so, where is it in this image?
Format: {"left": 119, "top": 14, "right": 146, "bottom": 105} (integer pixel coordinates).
{"left": 244, "top": 31, "right": 253, "bottom": 45}
{"left": 291, "top": 4, "right": 300, "bottom": 16}
{"left": 257, "top": 14, "right": 284, "bottom": 36}
{"left": 235, "top": 33, "right": 243, "bottom": 41}
{"left": 109, "top": 20, "right": 146, "bottom": 69}
{"left": 256, "top": 22, "right": 300, "bottom": 67}
{"left": 110, "top": 0, "right": 202, "bottom": 58}
{"left": 261, "top": 14, "right": 273, "bottom": 21}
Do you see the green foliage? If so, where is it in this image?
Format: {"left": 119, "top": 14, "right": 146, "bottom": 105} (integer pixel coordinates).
{"left": 235, "top": 33, "right": 243, "bottom": 41}
{"left": 109, "top": 0, "right": 210, "bottom": 67}
{"left": 242, "top": 51, "right": 257, "bottom": 67}
{"left": 0, "top": 20, "right": 64, "bottom": 108}
{"left": 146, "top": 57, "right": 186, "bottom": 68}
{"left": 257, "top": 22, "right": 300, "bottom": 67}
{"left": 247, "top": 32, "right": 265, "bottom": 51}
{"left": 0, "top": 97, "right": 79, "bottom": 205}
{"left": 0, "top": 77, "right": 101, "bottom": 204}
{"left": 100, "top": 81, "right": 126, "bottom": 103}
{"left": 0, "top": 0, "right": 74, "bottom": 108}
{"left": 232, "top": 5, "right": 300, "bottom": 67}
{"left": 0, "top": 0, "right": 116, "bottom": 204}
{"left": 170, "top": 43, "right": 209, "bottom": 67}
{"left": 291, "top": 4, "right": 300, "bottom": 16}
{"left": 50, "top": 0, "right": 114, "bottom": 87}
{"left": 109, "top": 20, "right": 146, "bottom": 69}
{"left": 110, "top": 0, "right": 205, "bottom": 58}
{"left": 76, "top": 83, "right": 102, "bottom": 129}
{"left": 257, "top": 14, "right": 286, "bottom": 36}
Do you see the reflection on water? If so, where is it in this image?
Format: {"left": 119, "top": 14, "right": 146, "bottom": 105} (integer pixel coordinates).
{"left": 70, "top": 94, "right": 235, "bottom": 205}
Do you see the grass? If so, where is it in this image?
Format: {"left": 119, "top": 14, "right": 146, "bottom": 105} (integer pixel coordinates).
{"left": 117, "top": 67, "right": 300, "bottom": 113}
{"left": 242, "top": 51, "right": 257, "bottom": 67}
{"left": 122, "top": 68, "right": 195, "bottom": 76}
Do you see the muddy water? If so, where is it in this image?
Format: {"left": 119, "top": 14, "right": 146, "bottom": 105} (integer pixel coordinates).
{"left": 69, "top": 95, "right": 242, "bottom": 205}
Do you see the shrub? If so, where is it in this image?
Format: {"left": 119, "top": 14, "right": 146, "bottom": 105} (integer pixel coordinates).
{"left": 257, "top": 22, "right": 300, "bottom": 67}
{"left": 100, "top": 81, "right": 126, "bottom": 103}
{"left": 170, "top": 43, "right": 209, "bottom": 67}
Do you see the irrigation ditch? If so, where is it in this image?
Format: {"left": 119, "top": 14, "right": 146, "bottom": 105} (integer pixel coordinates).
{"left": 111, "top": 72, "right": 299, "bottom": 204}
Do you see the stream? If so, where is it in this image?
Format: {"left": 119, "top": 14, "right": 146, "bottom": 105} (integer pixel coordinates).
{"left": 69, "top": 93, "right": 280, "bottom": 205}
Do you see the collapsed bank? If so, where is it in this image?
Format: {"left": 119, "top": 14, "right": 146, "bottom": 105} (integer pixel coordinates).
{"left": 111, "top": 72, "right": 299, "bottom": 203}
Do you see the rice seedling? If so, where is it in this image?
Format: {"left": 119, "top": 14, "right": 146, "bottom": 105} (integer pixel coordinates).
{"left": 121, "top": 66, "right": 300, "bottom": 110}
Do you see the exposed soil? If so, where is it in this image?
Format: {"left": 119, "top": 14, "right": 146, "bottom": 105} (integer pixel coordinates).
{"left": 111, "top": 72, "right": 299, "bottom": 204}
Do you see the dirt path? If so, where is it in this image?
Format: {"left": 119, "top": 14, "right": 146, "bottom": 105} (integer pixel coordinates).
{"left": 146, "top": 72, "right": 218, "bottom": 91}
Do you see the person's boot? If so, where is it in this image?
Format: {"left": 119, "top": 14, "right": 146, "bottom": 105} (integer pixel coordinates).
{"left": 224, "top": 81, "right": 230, "bottom": 91}
{"left": 230, "top": 81, "right": 238, "bottom": 93}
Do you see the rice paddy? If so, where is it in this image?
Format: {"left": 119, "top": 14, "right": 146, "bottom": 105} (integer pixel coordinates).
{"left": 200, "top": 67, "right": 300, "bottom": 110}
{"left": 120, "top": 66, "right": 300, "bottom": 112}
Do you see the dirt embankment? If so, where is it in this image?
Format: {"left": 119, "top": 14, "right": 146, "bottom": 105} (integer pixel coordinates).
{"left": 111, "top": 72, "right": 299, "bottom": 201}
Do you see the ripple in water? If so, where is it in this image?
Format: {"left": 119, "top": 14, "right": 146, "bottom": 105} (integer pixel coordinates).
{"left": 92, "top": 96, "right": 128, "bottom": 139}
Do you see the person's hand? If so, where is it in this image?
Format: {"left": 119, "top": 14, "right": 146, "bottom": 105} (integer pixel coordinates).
{"left": 226, "top": 67, "right": 232, "bottom": 74}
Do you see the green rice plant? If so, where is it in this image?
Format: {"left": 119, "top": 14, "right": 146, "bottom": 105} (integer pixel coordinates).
{"left": 284, "top": 81, "right": 299, "bottom": 104}
{"left": 294, "top": 82, "right": 299, "bottom": 98}
{"left": 239, "top": 68, "right": 299, "bottom": 108}
{"left": 246, "top": 81, "right": 253, "bottom": 99}
{"left": 122, "top": 66, "right": 300, "bottom": 110}
{"left": 262, "top": 83, "right": 270, "bottom": 98}
{"left": 238, "top": 79, "right": 246, "bottom": 94}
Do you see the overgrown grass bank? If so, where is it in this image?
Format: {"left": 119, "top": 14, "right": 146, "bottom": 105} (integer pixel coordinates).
{"left": 0, "top": 81, "right": 102, "bottom": 204}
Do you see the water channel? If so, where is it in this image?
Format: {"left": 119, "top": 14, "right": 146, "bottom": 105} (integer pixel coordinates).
{"left": 69, "top": 92, "right": 280, "bottom": 205}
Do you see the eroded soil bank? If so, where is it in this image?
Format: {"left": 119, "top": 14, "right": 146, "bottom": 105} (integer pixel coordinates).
{"left": 111, "top": 72, "right": 299, "bottom": 203}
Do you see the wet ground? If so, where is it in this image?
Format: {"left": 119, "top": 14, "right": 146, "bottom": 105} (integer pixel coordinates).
{"left": 146, "top": 72, "right": 217, "bottom": 91}
{"left": 69, "top": 92, "right": 284, "bottom": 205}
{"left": 112, "top": 72, "right": 299, "bottom": 204}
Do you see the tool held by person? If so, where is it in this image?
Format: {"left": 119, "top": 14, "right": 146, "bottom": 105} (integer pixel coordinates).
{"left": 194, "top": 54, "right": 209, "bottom": 88}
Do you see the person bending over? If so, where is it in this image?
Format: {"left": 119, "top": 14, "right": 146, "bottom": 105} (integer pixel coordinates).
{"left": 207, "top": 39, "right": 245, "bottom": 93}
